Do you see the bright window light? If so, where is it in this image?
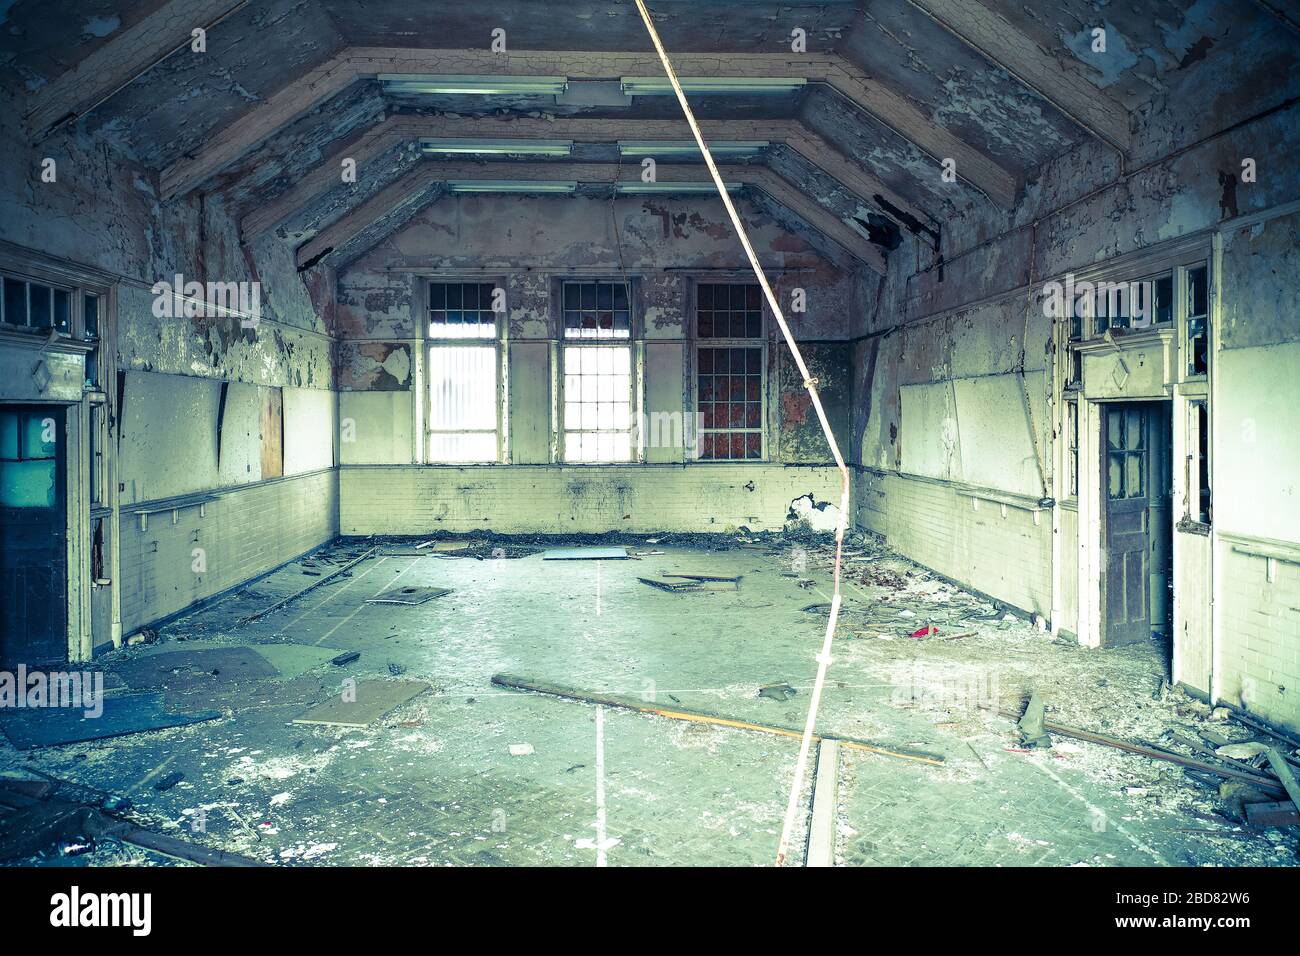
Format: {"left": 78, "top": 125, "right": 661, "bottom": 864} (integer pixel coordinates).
{"left": 619, "top": 77, "right": 805, "bottom": 96}
{"left": 421, "top": 138, "right": 573, "bottom": 157}
{"left": 564, "top": 345, "right": 633, "bottom": 462}
{"left": 379, "top": 74, "right": 569, "bottom": 95}
{"left": 427, "top": 345, "right": 498, "bottom": 463}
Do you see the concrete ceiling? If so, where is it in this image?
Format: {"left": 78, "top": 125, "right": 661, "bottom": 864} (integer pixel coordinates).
{"left": 4, "top": 0, "right": 1294, "bottom": 273}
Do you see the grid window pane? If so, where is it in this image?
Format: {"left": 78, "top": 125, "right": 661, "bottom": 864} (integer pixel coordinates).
{"left": 427, "top": 345, "right": 498, "bottom": 462}
{"left": 429, "top": 282, "right": 498, "bottom": 339}
{"left": 698, "top": 282, "right": 763, "bottom": 340}
{"left": 563, "top": 281, "right": 631, "bottom": 340}
{"left": 563, "top": 345, "right": 632, "bottom": 461}
{"left": 696, "top": 346, "right": 762, "bottom": 460}
{"left": 696, "top": 283, "right": 763, "bottom": 460}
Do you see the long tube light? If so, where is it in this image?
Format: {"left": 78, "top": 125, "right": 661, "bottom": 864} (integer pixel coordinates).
{"left": 380, "top": 74, "right": 569, "bottom": 95}
{"left": 618, "top": 140, "right": 768, "bottom": 157}
{"left": 421, "top": 138, "right": 573, "bottom": 157}
{"left": 446, "top": 180, "right": 578, "bottom": 194}
{"left": 615, "top": 182, "right": 742, "bottom": 194}
{"left": 620, "top": 76, "right": 806, "bottom": 96}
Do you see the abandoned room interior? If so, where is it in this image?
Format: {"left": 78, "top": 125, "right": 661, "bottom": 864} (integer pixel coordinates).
{"left": 0, "top": 0, "right": 1298, "bottom": 876}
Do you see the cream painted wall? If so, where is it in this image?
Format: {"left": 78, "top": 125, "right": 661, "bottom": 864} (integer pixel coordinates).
{"left": 338, "top": 391, "right": 412, "bottom": 465}
{"left": 284, "top": 386, "right": 336, "bottom": 475}
{"left": 1214, "top": 342, "right": 1300, "bottom": 544}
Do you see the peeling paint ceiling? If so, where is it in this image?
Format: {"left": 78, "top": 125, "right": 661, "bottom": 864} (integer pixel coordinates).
{"left": 3, "top": 0, "right": 1293, "bottom": 277}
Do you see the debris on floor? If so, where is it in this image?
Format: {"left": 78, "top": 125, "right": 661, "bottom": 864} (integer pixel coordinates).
{"left": 365, "top": 586, "right": 452, "bottom": 605}
{"left": 542, "top": 546, "right": 630, "bottom": 560}
{"left": 292, "top": 679, "right": 431, "bottom": 728}
{"left": 638, "top": 576, "right": 739, "bottom": 592}
{"left": 758, "top": 682, "right": 797, "bottom": 702}
{"left": 0, "top": 693, "right": 222, "bottom": 750}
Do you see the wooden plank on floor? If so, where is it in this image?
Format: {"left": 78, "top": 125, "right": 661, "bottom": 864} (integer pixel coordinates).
{"left": 806, "top": 739, "right": 839, "bottom": 867}
{"left": 542, "top": 547, "right": 629, "bottom": 560}
{"left": 1244, "top": 799, "right": 1300, "bottom": 827}
{"left": 491, "top": 673, "right": 944, "bottom": 765}
{"left": 292, "top": 679, "right": 430, "bottom": 728}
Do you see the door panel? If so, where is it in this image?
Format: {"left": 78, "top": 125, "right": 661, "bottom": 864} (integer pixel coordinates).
{"left": 1103, "top": 404, "right": 1152, "bottom": 646}
{"left": 0, "top": 405, "right": 68, "bottom": 666}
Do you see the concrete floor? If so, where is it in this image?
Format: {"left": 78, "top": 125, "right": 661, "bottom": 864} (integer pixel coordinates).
{"left": 2, "top": 534, "right": 1297, "bottom": 867}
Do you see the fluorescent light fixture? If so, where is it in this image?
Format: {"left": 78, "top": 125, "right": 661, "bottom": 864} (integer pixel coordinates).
{"left": 421, "top": 138, "right": 573, "bottom": 157}
{"left": 618, "top": 140, "right": 768, "bottom": 157}
{"left": 379, "top": 74, "right": 569, "bottom": 95}
{"left": 446, "top": 180, "right": 578, "bottom": 194}
{"left": 615, "top": 182, "right": 742, "bottom": 194}
{"left": 620, "top": 76, "right": 806, "bottom": 96}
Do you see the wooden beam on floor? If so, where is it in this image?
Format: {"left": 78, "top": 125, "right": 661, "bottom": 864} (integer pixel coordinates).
{"left": 0, "top": 786, "right": 264, "bottom": 867}
{"left": 25, "top": 0, "right": 248, "bottom": 141}
{"left": 805, "top": 740, "right": 840, "bottom": 866}
{"left": 996, "top": 707, "right": 1288, "bottom": 798}
{"left": 491, "top": 673, "right": 945, "bottom": 765}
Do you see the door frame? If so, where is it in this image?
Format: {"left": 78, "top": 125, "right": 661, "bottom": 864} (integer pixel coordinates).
{"left": 0, "top": 242, "right": 118, "bottom": 663}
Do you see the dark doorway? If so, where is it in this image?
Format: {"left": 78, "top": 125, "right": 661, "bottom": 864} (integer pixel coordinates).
{"left": 0, "top": 405, "right": 68, "bottom": 667}
{"left": 1100, "top": 401, "right": 1172, "bottom": 647}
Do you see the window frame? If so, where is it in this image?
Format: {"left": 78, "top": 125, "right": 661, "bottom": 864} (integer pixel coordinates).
{"left": 1065, "top": 398, "right": 1079, "bottom": 499}
{"left": 421, "top": 278, "right": 507, "bottom": 464}
{"left": 691, "top": 280, "right": 768, "bottom": 462}
{"left": 1182, "top": 397, "right": 1212, "bottom": 529}
{"left": 557, "top": 277, "right": 640, "bottom": 464}
{"left": 1181, "top": 261, "right": 1210, "bottom": 379}
{"left": 0, "top": 269, "right": 104, "bottom": 343}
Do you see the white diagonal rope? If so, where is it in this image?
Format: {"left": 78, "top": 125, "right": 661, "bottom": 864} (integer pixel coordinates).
{"left": 632, "top": 0, "right": 853, "bottom": 867}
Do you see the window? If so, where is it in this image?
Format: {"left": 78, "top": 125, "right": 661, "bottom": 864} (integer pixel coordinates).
{"left": 561, "top": 281, "right": 634, "bottom": 462}
{"left": 563, "top": 345, "right": 633, "bottom": 462}
{"left": 1186, "top": 265, "right": 1209, "bottom": 376}
{"left": 1066, "top": 401, "right": 1079, "bottom": 498}
{"left": 426, "top": 282, "right": 501, "bottom": 462}
{"left": 1186, "top": 400, "right": 1211, "bottom": 524}
{"left": 1106, "top": 407, "right": 1146, "bottom": 500}
{"left": 1153, "top": 274, "right": 1173, "bottom": 325}
{"left": 0, "top": 409, "right": 58, "bottom": 508}
{"left": 84, "top": 293, "right": 100, "bottom": 338}
{"left": 562, "top": 280, "right": 630, "bottom": 340}
{"left": 429, "top": 281, "right": 497, "bottom": 339}
{"left": 1068, "top": 272, "right": 1173, "bottom": 342}
{"left": 89, "top": 402, "right": 106, "bottom": 508}
{"left": 696, "top": 283, "right": 764, "bottom": 460}
{"left": 698, "top": 282, "right": 762, "bottom": 338}
{"left": 0, "top": 274, "right": 71, "bottom": 333}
